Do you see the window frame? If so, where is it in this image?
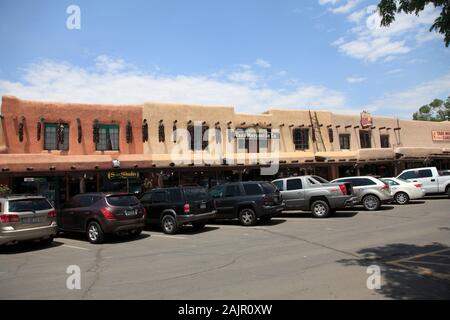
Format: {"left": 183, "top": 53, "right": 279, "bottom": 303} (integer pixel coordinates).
{"left": 380, "top": 134, "right": 390, "bottom": 148}
{"left": 339, "top": 134, "right": 351, "bottom": 150}
{"left": 96, "top": 124, "right": 120, "bottom": 151}
{"left": 293, "top": 128, "right": 310, "bottom": 151}
{"left": 359, "top": 130, "right": 372, "bottom": 149}
{"left": 44, "top": 123, "right": 69, "bottom": 151}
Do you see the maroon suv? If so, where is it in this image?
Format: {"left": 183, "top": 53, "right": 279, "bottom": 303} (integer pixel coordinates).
{"left": 58, "top": 193, "right": 146, "bottom": 244}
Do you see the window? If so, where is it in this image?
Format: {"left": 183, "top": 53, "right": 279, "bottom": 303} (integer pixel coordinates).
{"left": 149, "top": 192, "right": 167, "bottom": 203}
{"left": 312, "top": 175, "right": 329, "bottom": 184}
{"left": 383, "top": 179, "right": 399, "bottom": 186}
{"left": 183, "top": 187, "right": 209, "bottom": 201}
{"left": 243, "top": 183, "right": 263, "bottom": 196}
{"left": 348, "top": 178, "right": 377, "bottom": 187}
{"left": 167, "top": 188, "right": 183, "bottom": 202}
{"left": 272, "top": 180, "right": 284, "bottom": 191}
{"left": 293, "top": 128, "right": 309, "bottom": 150}
{"left": 260, "top": 182, "right": 276, "bottom": 194}
{"left": 209, "top": 185, "right": 225, "bottom": 198}
{"left": 359, "top": 130, "right": 371, "bottom": 149}
{"left": 44, "top": 123, "right": 69, "bottom": 151}
{"left": 235, "top": 128, "right": 261, "bottom": 153}
{"left": 380, "top": 134, "right": 390, "bottom": 148}
{"left": 418, "top": 169, "right": 433, "bottom": 178}
{"left": 78, "top": 195, "right": 102, "bottom": 207}
{"left": 399, "top": 171, "right": 419, "bottom": 180}
{"left": 9, "top": 198, "right": 52, "bottom": 212}
{"left": 107, "top": 195, "right": 139, "bottom": 206}
{"left": 97, "top": 124, "right": 119, "bottom": 151}
{"left": 308, "top": 178, "right": 317, "bottom": 185}
{"left": 287, "top": 178, "right": 303, "bottom": 190}
{"left": 140, "top": 193, "right": 153, "bottom": 202}
{"left": 224, "top": 185, "right": 241, "bottom": 197}
{"left": 339, "top": 134, "right": 351, "bottom": 150}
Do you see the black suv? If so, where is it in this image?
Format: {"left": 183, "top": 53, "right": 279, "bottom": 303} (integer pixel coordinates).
{"left": 58, "top": 193, "right": 146, "bottom": 244}
{"left": 139, "top": 186, "right": 216, "bottom": 234}
{"left": 209, "top": 181, "right": 284, "bottom": 226}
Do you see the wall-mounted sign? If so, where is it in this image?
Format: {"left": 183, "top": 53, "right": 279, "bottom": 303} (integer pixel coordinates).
{"left": 360, "top": 111, "right": 373, "bottom": 129}
{"left": 432, "top": 130, "right": 450, "bottom": 141}
{"left": 107, "top": 171, "right": 139, "bottom": 180}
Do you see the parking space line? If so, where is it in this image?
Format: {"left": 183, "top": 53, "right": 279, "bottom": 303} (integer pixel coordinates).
{"left": 61, "top": 244, "right": 90, "bottom": 251}
{"left": 151, "top": 235, "right": 187, "bottom": 240}
{"left": 388, "top": 248, "right": 450, "bottom": 264}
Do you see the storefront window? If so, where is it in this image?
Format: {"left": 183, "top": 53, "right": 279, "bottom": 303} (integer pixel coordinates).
{"left": 339, "top": 134, "right": 351, "bottom": 150}
{"left": 96, "top": 124, "right": 119, "bottom": 151}
{"left": 293, "top": 128, "right": 309, "bottom": 150}
{"left": 44, "top": 123, "right": 69, "bottom": 151}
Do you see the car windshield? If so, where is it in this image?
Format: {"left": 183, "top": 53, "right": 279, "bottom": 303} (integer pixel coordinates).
{"left": 107, "top": 195, "right": 140, "bottom": 206}
{"left": 8, "top": 198, "right": 52, "bottom": 212}
{"left": 260, "top": 182, "right": 277, "bottom": 194}
{"left": 183, "top": 187, "right": 209, "bottom": 201}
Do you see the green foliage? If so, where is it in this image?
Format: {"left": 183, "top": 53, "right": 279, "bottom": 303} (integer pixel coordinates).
{"left": 0, "top": 184, "right": 11, "bottom": 196}
{"left": 378, "top": 0, "right": 450, "bottom": 47}
{"left": 412, "top": 96, "right": 450, "bottom": 121}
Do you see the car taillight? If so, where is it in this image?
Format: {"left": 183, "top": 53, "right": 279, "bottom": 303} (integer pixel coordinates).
{"left": 381, "top": 185, "right": 390, "bottom": 191}
{"left": 183, "top": 203, "right": 190, "bottom": 214}
{"left": 100, "top": 208, "right": 115, "bottom": 220}
{"left": 0, "top": 214, "right": 20, "bottom": 223}
{"left": 47, "top": 210, "right": 57, "bottom": 218}
{"left": 142, "top": 207, "right": 147, "bottom": 218}
{"left": 415, "top": 184, "right": 422, "bottom": 188}
{"left": 339, "top": 184, "right": 347, "bottom": 195}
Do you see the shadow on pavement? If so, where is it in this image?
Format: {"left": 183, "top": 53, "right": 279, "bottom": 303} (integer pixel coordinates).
{"left": 144, "top": 224, "right": 220, "bottom": 235}
{"left": 209, "top": 218, "right": 287, "bottom": 227}
{"left": 279, "top": 211, "right": 359, "bottom": 218}
{"left": 0, "top": 240, "right": 64, "bottom": 255}
{"left": 337, "top": 242, "right": 450, "bottom": 300}
{"left": 57, "top": 231, "right": 150, "bottom": 244}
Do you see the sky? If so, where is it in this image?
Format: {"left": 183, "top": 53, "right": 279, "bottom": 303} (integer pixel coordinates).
{"left": 0, "top": 0, "right": 449, "bottom": 119}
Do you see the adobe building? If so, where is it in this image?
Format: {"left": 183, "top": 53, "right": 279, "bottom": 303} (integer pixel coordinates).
{"left": 1, "top": 95, "right": 449, "bottom": 208}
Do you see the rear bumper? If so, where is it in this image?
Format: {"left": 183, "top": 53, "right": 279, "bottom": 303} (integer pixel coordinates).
{"left": 329, "top": 196, "right": 357, "bottom": 209}
{"left": 177, "top": 210, "right": 217, "bottom": 224}
{"left": 259, "top": 202, "right": 285, "bottom": 217}
{"left": 102, "top": 217, "right": 146, "bottom": 234}
{"left": 0, "top": 223, "right": 58, "bottom": 245}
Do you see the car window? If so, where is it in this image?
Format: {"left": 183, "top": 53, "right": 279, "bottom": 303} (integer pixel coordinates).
{"left": 8, "top": 198, "right": 52, "bottom": 212}
{"left": 183, "top": 187, "right": 209, "bottom": 201}
{"left": 167, "top": 188, "right": 183, "bottom": 202}
{"left": 287, "top": 178, "right": 303, "bottom": 190}
{"left": 383, "top": 179, "right": 399, "bottom": 186}
{"left": 140, "top": 193, "right": 152, "bottom": 202}
{"left": 78, "top": 195, "right": 102, "bottom": 207}
{"left": 356, "top": 178, "right": 377, "bottom": 186}
{"left": 149, "top": 192, "right": 167, "bottom": 203}
{"left": 225, "top": 185, "right": 241, "bottom": 197}
{"left": 243, "top": 183, "right": 263, "bottom": 195}
{"left": 261, "top": 182, "right": 277, "bottom": 194}
{"left": 209, "top": 185, "right": 225, "bottom": 198}
{"left": 272, "top": 180, "right": 284, "bottom": 191}
{"left": 399, "top": 170, "right": 419, "bottom": 180}
{"left": 308, "top": 178, "right": 317, "bottom": 185}
{"left": 418, "top": 169, "right": 433, "bottom": 178}
{"left": 107, "top": 195, "right": 140, "bottom": 206}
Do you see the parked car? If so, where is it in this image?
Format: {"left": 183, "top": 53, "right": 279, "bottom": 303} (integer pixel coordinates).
{"left": 331, "top": 176, "right": 393, "bottom": 211}
{"left": 209, "top": 181, "right": 284, "bottom": 226}
{"left": 0, "top": 195, "right": 57, "bottom": 246}
{"left": 381, "top": 177, "right": 426, "bottom": 204}
{"left": 439, "top": 169, "right": 450, "bottom": 176}
{"left": 140, "top": 186, "right": 216, "bottom": 234}
{"left": 272, "top": 176, "right": 356, "bottom": 218}
{"left": 58, "top": 193, "right": 146, "bottom": 244}
{"left": 397, "top": 167, "right": 450, "bottom": 198}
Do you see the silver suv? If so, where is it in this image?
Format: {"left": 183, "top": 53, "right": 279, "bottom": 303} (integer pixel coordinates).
{"left": 0, "top": 195, "right": 57, "bottom": 246}
{"left": 330, "top": 176, "right": 393, "bottom": 211}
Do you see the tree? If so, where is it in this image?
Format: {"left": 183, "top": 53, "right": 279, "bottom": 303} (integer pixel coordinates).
{"left": 412, "top": 96, "right": 450, "bottom": 121}
{"left": 378, "top": 0, "right": 450, "bottom": 47}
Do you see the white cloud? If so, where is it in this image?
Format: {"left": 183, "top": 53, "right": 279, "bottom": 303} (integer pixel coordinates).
{"left": 331, "top": 3, "right": 441, "bottom": 61}
{"left": 330, "top": 0, "right": 361, "bottom": 14}
{"left": 319, "top": 0, "right": 341, "bottom": 5}
{"left": 255, "top": 58, "right": 271, "bottom": 68}
{"left": 346, "top": 76, "right": 366, "bottom": 83}
{"left": 0, "top": 56, "right": 353, "bottom": 114}
{"left": 367, "top": 71, "right": 450, "bottom": 118}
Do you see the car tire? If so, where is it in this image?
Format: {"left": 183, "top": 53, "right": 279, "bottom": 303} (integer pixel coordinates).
{"left": 192, "top": 222, "right": 206, "bottom": 231}
{"left": 239, "top": 208, "right": 257, "bottom": 226}
{"left": 362, "top": 194, "right": 381, "bottom": 211}
{"left": 394, "top": 192, "right": 409, "bottom": 205}
{"left": 447, "top": 187, "right": 450, "bottom": 199}
{"left": 161, "top": 215, "right": 178, "bottom": 234}
{"left": 260, "top": 216, "right": 272, "bottom": 224}
{"left": 310, "top": 200, "right": 330, "bottom": 218}
{"left": 87, "top": 221, "right": 105, "bottom": 244}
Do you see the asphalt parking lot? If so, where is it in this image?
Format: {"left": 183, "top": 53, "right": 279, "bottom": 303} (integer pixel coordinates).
{"left": 1, "top": 197, "right": 449, "bottom": 300}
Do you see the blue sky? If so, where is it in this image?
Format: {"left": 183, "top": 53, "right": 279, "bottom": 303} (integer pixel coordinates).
{"left": 0, "top": 0, "right": 449, "bottom": 118}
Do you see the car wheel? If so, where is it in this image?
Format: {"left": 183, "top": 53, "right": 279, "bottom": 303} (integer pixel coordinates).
{"left": 161, "top": 215, "right": 178, "bottom": 234}
{"left": 239, "top": 208, "right": 257, "bottom": 226}
{"left": 394, "top": 192, "right": 409, "bottom": 205}
{"left": 192, "top": 222, "right": 206, "bottom": 231}
{"left": 362, "top": 195, "right": 381, "bottom": 211}
{"left": 447, "top": 187, "right": 450, "bottom": 199}
{"left": 310, "top": 200, "right": 330, "bottom": 218}
{"left": 260, "top": 216, "right": 272, "bottom": 224}
{"left": 87, "top": 221, "right": 105, "bottom": 244}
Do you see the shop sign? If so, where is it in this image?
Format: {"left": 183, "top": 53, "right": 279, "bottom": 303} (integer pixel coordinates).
{"left": 360, "top": 111, "right": 373, "bottom": 129}
{"left": 234, "top": 130, "right": 280, "bottom": 140}
{"left": 23, "top": 177, "right": 46, "bottom": 183}
{"left": 107, "top": 171, "right": 139, "bottom": 180}
{"left": 432, "top": 130, "right": 450, "bottom": 141}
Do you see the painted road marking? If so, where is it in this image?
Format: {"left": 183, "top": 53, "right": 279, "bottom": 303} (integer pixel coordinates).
{"left": 62, "top": 244, "right": 90, "bottom": 251}
{"left": 151, "top": 235, "right": 187, "bottom": 240}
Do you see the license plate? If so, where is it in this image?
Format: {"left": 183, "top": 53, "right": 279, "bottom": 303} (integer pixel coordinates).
{"left": 200, "top": 203, "right": 206, "bottom": 209}
{"left": 125, "top": 209, "right": 137, "bottom": 216}
{"left": 22, "top": 217, "right": 42, "bottom": 224}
